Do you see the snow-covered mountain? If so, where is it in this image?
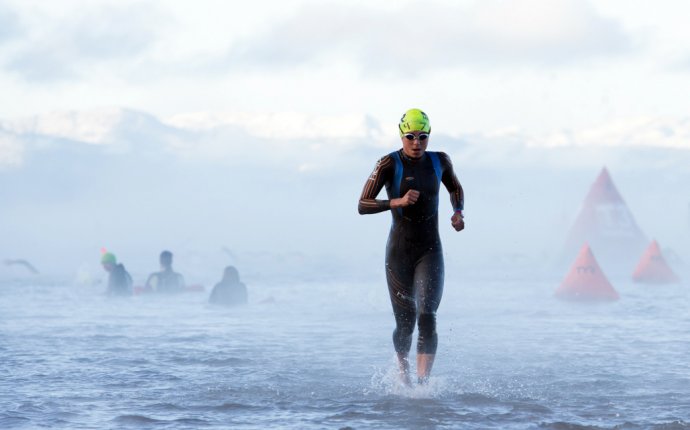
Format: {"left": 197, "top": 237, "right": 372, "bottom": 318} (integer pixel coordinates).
{"left": 3, "top": 108, "right": 690, "bottom": 170}
{"left": 165, "top": 111, "right": 387, "bottom": 141}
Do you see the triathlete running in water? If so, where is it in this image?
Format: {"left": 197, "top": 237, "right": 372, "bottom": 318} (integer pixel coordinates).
{"left": 358, "top": 108, "right": 464, "bottom": 385}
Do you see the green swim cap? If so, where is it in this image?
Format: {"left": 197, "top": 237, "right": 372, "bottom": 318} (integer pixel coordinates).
{"left": 101, "top": 252, "right": 117, "bottom": 265}
{"left": 399, "top": 108, "right": 431, "bottom": 136}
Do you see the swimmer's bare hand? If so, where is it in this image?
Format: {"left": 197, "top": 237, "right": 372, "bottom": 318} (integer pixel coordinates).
{"left": 451, "top": 212, "right": 464, "bottom": 231}
{"left": 391, "top": 190, "right": 420, "bottom": 208}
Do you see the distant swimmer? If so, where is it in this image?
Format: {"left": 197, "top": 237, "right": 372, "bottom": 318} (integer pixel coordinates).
{"left": 358, "top": 108, "right": 465, "bottom": 385}
{"left": 209, "top": 266, "right": 248, "bottom": 307}
{"left": 145, "top": 250, "right": 185, "bottom": 293}
{"left": 100, "top": 252, "right": 133, "bottom": 296}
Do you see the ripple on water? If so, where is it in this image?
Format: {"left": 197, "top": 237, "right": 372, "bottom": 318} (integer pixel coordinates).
{"left": 0, "top": 413, "right": 30, "bottom": 428}
{"left": 3, "top": 280, "right": 690, "bottom": 429}
{"left": 210, "top": 402, "right": 263, "bottom": 412}
{"left": 113, "top": 414, "right": 163, "bottom": 424}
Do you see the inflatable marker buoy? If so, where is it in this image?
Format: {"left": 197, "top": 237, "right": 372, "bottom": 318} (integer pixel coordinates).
{"left": 563, "top": 167, "right": 647, "bottom": 271}
{"left": 556, "top": 243, "right": 619, "bottom": 301}
{"left": 632, "top": 240, "right": 680, "bottom": 284}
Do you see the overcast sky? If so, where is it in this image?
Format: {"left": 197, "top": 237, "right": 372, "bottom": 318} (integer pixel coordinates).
{"left": 1, "top": 0, "right": 690, "bottom": 135}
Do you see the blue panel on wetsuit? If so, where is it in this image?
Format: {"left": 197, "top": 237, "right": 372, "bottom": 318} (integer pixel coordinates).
{"left": 389, "top": 151, "right": 404, "bottom": 216}
{"left": 428, "top": 152, "right": 442, "bottom": 184}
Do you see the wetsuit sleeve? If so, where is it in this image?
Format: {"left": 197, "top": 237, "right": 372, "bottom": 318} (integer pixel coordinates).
{"left": 124, "top": 270, "right": 133, "bottom": 288}
{"left": 358, "top": 155, "right": 395, "bottom": 214}
{"left": 439, "top": 152, "right": 464, "bottom": 211}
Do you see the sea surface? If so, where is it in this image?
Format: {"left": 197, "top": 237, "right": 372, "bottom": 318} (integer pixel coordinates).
{"left": 1, "top": 272, "right": 690, "bottom": 429}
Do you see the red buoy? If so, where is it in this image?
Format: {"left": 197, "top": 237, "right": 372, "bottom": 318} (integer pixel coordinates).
{"left": 556, "top": 243, "right": 619, "bottom": 301}
{"left": 632, "top": 240, "right": 680, "bottom": 284}
{"left": 563, "top": 167, "right": 647, "bottom": 272}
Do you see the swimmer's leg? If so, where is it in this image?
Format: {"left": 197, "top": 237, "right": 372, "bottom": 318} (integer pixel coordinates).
{"left": 414, "top": 252, "right": 444, "bottom": 383}
{"left": 393, "top": 310, "right": 415, "bottom": 386}
{"left": 386, "top": 261, "right": 416, "bottom": 386}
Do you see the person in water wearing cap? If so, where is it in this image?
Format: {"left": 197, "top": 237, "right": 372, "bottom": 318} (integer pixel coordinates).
{"left": 145, "top": 250, "right": 185, "bottom": 293}
{"left": 358, "top": 108, "right": 464, "bottom": 385}
{"left": 209, "top": 265, "right": 248, "bottom": 307}
{"left": 101, "top": 252, "right": 133, "bottom": 296}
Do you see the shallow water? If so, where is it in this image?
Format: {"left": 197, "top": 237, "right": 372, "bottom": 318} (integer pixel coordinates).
{"left": 1, "top": 273, "right": 689, "bottom": 429}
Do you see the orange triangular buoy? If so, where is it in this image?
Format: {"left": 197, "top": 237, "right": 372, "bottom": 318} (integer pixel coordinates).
{"left": 556, "top": 243, "right": 619, "bottom": 301}
{"left": 563, "top": 167, "right": 647, "bottom": 272}
{"left": 632, "top": 240, "right": 680, "bottom": 284}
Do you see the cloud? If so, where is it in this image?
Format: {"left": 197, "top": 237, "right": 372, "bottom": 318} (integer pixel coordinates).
{"left": 165, "top": 111, "right": 387, "bottom": 141}
{"left": 670, "top": 53, "right": 690, "bottom": 72}
{"left": 2, "top": 107, "right": 157, "bottom": 145}
{"left": 526, "top": 116, "right": 690, "bottom": 150}
{"left": 226, "top": 0, "right": 633, "bottom": 75}
{"left": 0, "top": 5, "right": 21, "bottom": 44}
{"left": 454, "top": 0, "right": 633, "bottom": 64}
{"left": 6, "top": 3, "right": 162, "bottom": 82}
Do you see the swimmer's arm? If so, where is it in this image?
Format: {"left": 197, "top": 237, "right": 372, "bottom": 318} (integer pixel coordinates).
{"left": 358, "top": 155, "right": 395, "bottom": 214}
{"left": 440, "top": 152, "right": 465, "bottom": 232}
{"left": 439, "top": 152, "right": 464, "bottom": 213}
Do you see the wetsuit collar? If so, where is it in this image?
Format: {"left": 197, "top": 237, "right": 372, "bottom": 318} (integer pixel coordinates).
{"left": 399, "top": 148, "right": 426, "bottom": 163}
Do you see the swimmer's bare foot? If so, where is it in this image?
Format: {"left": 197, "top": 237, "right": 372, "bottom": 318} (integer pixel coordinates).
{"left": 400, "top": 371, "right": 412, "bottom": 387}
{"left": 397, "top": 353, "right": 412, "bottom": 387}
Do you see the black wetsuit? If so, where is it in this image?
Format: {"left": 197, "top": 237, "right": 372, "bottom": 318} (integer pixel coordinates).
{"left": 359, "top": 149, "right": 463, "bottom": 355}
{"left": 108, "top": 264, "right": 133, "bottom": 296}
{"left": 209, "top": 281, "right": 248, "bottom": 307}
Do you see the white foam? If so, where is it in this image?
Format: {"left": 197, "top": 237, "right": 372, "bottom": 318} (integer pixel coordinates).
{"left": 366, "top": 357, "right": 450, "bottom": 398}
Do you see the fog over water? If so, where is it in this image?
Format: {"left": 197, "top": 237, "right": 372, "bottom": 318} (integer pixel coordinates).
{"left": 2, "top": 110, "right": 689, "bottom": 282}
{"left": 2, "top": 110, "right": 690, "bottom": 428}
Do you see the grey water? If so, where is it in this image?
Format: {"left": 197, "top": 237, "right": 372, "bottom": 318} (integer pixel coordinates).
{"left": 2, "top": 273, "right": 690, "bottom": 429}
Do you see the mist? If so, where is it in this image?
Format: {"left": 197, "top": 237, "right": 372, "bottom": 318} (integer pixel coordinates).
{"left": 2, "top": 110, "right": 689, "bottom": 288}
